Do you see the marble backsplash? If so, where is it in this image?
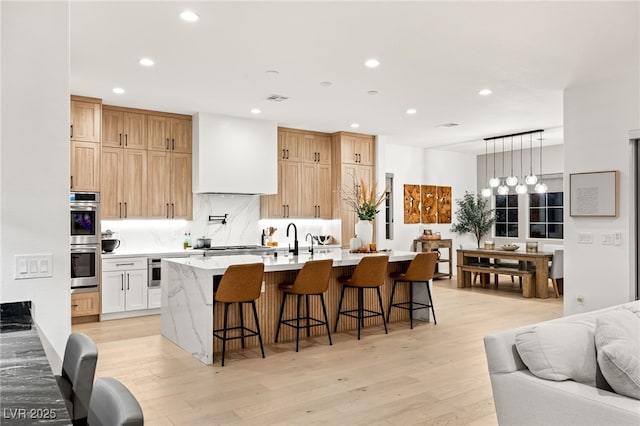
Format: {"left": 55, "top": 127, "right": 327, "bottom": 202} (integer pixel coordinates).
{"left": 102, "top": 194, "right": 341, "bottom": 253}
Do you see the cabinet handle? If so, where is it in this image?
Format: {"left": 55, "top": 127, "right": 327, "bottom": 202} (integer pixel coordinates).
{"left": 71, "top": 304, "right": 79, "bottom": 308}
{"left": 166, "top": 203, "right": 170, "bottom": 218}
{"left": 121, "top": 274, "right": 124, "bottom": 291}
{"left": 286, "top": 149, "right": 289, "bottom": 159}
{"left": 125, "top": 134, "right": 128, "bottom": 146}
{"left": 282, "top": 205, "right": 286, "bottom": 217}
{"left": 70, "top": 176, "right": 73, "bottom": 189}
{"left": 119, "top": 133, "right": 122, "bottom": 146}
{"left": 172, "top": 138, "right": 175, "bottom": 150}
{"left": 281, "top": 149, "right": 285, "bottom": 159}
{"left": 127, "top": 273, "right": 130, "bottom": 290}
{"left": 171, "top": 203, "right": 175, "bottom": 218}
{"left": 116, "top": 263, "right": 135, "bottom": 267}
{"left": 70, "top": 125, "right": 73, "bottom": 138}
{"left": 119, "top": 202, "right": 122, "bottom": 219}
{"left": 124, "top": 202, "right": 128, "bottom": 218}
{"left": 166, "top": 138, "right": 170, "bottom": 150}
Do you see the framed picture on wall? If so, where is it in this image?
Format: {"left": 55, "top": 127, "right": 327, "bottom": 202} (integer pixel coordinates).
{"left": 569, "top": 170, "right": 618, "bottom": 217}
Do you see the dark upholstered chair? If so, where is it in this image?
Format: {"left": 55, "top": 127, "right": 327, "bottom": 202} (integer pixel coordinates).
{"left": 275, "top": 259, "right": 334, "bottom": 351}
{"left": 387, "top": 252, "right": 438, "bottom": 329}
{"left": 335, "top": 255, "right": 389, "bottom": 340}
{"left": 549, "top": 249, "right": 563, "bottom": 298}
{"left": 213, "top": 262, "right": 265, "bottom": 366}
{"left": 55, "top": 332, "right": 98, "bottom": 426}
{"left": 88, "top": 377, "right": 143, "bottom": 426}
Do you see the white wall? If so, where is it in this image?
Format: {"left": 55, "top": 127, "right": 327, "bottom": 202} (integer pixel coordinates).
{"left": 564, "top": 69, "right": 640, "bottom": 315}
{"left": 1, "top": 2, "right": 71, "bottom": 357}
{"left": 376, "top": 137, "right": 477, "bottom": 261}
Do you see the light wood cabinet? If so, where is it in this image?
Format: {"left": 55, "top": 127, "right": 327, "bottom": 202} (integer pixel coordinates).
{"left": 100, "top": 147, "right": 147, "bottom": 219}
{"left": 301, "top": 163, "right": 332, "bottom": 218}
{"left": 70, "top": 97, "right": 101, "bottom": 142}
{"left": 338, "top": 133, "right": 375, "bottom": 165}
{"left": 264, "top": 161, "right": 301, "bottom": 218}
{"left": 102, "top": 107, "right": 147, "bottom": 149}
{"left": 301, "top": 134, "right": 331, "bottom": 164}
{"left": 147, "top": 151, "right": 192, "bottom": 219}
{"left": 147, "top": 115, "right": 192, "bottom": 153}
{"left": 278, "top": 130, "right": 301, "bottom": 161}
{"left": 70, "top": 141, "right": 100, "bottom": 191}
{"left": 71, "top": 291, "right": 100, "bottom": 317}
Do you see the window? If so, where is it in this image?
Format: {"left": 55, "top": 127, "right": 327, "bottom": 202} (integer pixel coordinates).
{"left": 495, "top": 194, "right": 519, "bottom": 237}
{"left": 529, "top": 192, "right": 564, "bottom": 239}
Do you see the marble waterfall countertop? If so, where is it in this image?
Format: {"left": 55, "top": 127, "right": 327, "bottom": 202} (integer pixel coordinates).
{"left": 163, "top": 249, "right": 416, "bottom": 275}
{"left": 0, "top": 302, "right": 71, "bottom": 425}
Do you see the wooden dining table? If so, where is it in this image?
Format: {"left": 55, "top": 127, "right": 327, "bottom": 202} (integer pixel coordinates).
{"left": 456, "top": 248, "right": 554, "bottom": 298}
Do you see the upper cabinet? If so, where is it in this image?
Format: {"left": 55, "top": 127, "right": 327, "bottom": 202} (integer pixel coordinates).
{"left": 301, "top": 133, "right": 331, "bottom": 164}
{"left": 337, "top": 133, "right": 375, "bottom": 165}
{"left": 147, "top": 115, "right": 192, "bottom": 153}
{"left": 70, "top": 96, "right": 101, "bottom": 142}
{"left": 278, "top": 130, "right": 301, "bottom": 162}
{"left": 102, "top": 107, "right": 147, "bottom": 149}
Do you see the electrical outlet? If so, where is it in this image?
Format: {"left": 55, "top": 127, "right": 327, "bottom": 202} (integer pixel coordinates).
{"left": 576, "top": 295, "right": 585, "bottom": 305}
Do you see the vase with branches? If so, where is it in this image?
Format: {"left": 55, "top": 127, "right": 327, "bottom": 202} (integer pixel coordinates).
{"left": 450, "top": 191, "right": 496, "bottom": 248}
{"left": 342, "top": 176, "right": 387, "bottom": 249}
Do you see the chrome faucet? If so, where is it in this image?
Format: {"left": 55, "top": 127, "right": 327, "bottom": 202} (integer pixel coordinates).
{"left": 305, "top": 233, "right": 314, "bottom": 256}
{"left": 286, "top": 223, "right": 299, "bottom": 256}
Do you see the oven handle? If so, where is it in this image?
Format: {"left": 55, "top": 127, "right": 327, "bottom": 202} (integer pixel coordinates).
{"left": 70, "top": 204, "right": 99, "bottom": 210}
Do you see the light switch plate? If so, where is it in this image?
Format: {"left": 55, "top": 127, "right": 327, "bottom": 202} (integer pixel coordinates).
{"left": 601, "top": 233, "right": 614, "bottom": 245}
{"left": 614, "top": 232, "right": 623, "bottom": 246}
{"left": 14, "top": 254, "right": 53, "bottom": 279}
{"left": 577, "top": 232, "right": 593, "bottom": 244}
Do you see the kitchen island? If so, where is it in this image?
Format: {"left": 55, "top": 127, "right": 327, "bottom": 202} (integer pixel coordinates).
{"left": 161, "top": 250, "right": 422, "bottom": 364}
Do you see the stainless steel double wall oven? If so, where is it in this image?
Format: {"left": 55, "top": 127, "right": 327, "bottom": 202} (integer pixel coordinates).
{"left": 70, "top": 192, "right": 100, "bottom": 292}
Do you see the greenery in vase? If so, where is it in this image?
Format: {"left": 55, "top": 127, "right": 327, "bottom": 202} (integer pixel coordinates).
{"left": 450, "top": 191, "right": 496, "bottom": 248}
{"left": 342, "top": 177, "right": 387, "bottom": 221}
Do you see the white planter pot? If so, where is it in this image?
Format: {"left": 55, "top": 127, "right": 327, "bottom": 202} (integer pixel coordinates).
{"left": 355, "top": 220, "right": 373, "bottom": 249}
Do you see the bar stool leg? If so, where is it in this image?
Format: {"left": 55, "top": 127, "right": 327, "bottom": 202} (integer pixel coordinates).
{"left": 295, "top": 295, "right": 302, "bottom": 352}
{"left": 222, "top": 302, "right": 230, "bottom": 367}
{"left": 305, "top": 295, "right": 311, "bottom": 338}
{"left": 334, "top": 286, "right": 346, "bottom": 332}
{"left": 251, "top": 301, "right": 265, "bottom": 359}
{"left": 387, "top": 280, "right": 398, "bottom": 322}
{"left": 409, "top": 281, "right": 414, "bottom": 330}
{"left": 376, "top": 287, "right": 388, "bottom": 334}
{"left": 239, "top": 302, "right": 245, "bottom": 349}
{"left": 319, "top": 294, "right": 332, "bottom": 346}
{"left": 275, "top": 293, "right": 287, "bottom": 343}
{"left": 357, "top": 287, "right": 363, "bottom": 340}
{"left": 425, "top": 281, "right": 437, "bottom": 325}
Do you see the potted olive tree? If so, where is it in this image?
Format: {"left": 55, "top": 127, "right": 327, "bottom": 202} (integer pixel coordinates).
{"left": 450, "top": 191, "right": 496, "bottom": 248}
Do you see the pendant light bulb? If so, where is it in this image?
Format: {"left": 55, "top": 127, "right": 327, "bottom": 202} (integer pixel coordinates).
{"left": 481, "top": 187, "right": 492, "bottom": 197}
{"left": 535, "top": 182, "right": 548, "bottom": 193}
{"left": 515, "top": 183, "right": 528, "bottom": 194}
{"left": 489, "top": 177, "right": 501, "bottom": 188}
{"left": 497, "top": 183, "right": 509, "bottom": 195}
{"left": 525, "top": 174, "right": 538, "bottom": 185}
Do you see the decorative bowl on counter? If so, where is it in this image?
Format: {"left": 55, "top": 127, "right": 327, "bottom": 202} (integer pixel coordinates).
{"left": 500, "top": 244, "right": 519, "bottom": 251}
{"left": 102, "top": 239, "right": 120, "bottom": 253}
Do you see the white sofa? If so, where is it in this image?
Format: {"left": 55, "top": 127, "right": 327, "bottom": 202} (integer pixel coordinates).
{"left": 484, "top": 301, "right": 640, "bottom": 426}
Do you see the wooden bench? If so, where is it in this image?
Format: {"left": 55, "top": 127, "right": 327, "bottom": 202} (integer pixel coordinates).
{"left": 457, "top": 264, "right": 535, "bottom": 297}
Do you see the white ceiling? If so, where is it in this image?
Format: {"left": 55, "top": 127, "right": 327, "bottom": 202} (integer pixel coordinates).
{"left": 70, "top": 1, "right": 638, "bottom": 154}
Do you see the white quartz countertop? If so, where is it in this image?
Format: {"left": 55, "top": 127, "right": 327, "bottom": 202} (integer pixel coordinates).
{"left": 163, "top": 250, "right": 416, "bottom": 275}
{"left": 102, "top": 249, "right": 202, "bottom": 259}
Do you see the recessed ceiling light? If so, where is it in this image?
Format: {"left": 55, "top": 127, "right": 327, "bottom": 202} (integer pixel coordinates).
{"left": 265, "top": 70, "right": 279, "bottom": 77}
{"left": 367, "top": 90, "right": 379, "bottom": 95}
{"left": 138, "top": 58, "right": 154, "bottom": 67}
{"left": 180, "top": 10, "right": 199, "bottom": 22}
{"left": 406, "top": 108, "right": 417, "bottom": 115}
{"left": 478, "top": 88, "right": 492, "bottom": 96}
{"left": 350, "top": 123, "right": 360, "bottom": 129}
{"left": 365, "top": 58, "right": 380, "bottom": 68}
{"left": 250, "top": 108, "right": 261, "bottom": 114}
{"left": 112, "top": 87, "right": 125, "bottom": 95}
{"left": 320, "top": 81, "right": 332, "bottom": 87}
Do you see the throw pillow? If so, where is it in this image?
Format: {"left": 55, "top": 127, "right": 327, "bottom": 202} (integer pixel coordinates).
{"left": 515, "top": 322, "right": 598, "bottom": 386}
{"left": 595, "top": 309, "right": 640, "bottom": 400}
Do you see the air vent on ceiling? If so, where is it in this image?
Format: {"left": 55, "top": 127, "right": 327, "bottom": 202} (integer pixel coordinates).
{"left": 266, "top": 94, "right": 289, "bottom": 102}
{"left": 435, "top": 123, "right": 460, "bottom": 128}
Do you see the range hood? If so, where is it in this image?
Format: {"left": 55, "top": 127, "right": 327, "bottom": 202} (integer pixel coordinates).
{"left": 193, "top": 112, "right": 277, "bottom": 194}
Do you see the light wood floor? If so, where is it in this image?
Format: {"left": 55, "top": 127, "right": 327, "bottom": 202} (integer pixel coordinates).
{"left": 74, "top": 277, "right": 563, "bottom": 426}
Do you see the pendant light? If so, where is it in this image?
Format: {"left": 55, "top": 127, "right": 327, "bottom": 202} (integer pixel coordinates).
{"left": 497, "top": 138, "right": 509, "bottom": 195}
{"left": 525, "top": 132, "right": 538, "bottom": 185}
{"left": 506, "top": 136, "right": 518, "bottom": 187}
{"left": 535, "top": 130, "right": 547, "bottom": 193}
{"left": 488, "top": 138, "right": 500, "bottom": 188}
{"left": 481, "top": 140, "right": 492, "bottom": 197}
{"left": 515, "top": 135, "right": 528, "bottom": 194}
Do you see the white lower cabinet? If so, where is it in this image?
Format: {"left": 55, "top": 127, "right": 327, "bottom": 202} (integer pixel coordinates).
{"left": 147, "top": 288, "right": 161, "bottom": 309}
{"left": 102, "top": 257, "right": 149, "bottom": 316}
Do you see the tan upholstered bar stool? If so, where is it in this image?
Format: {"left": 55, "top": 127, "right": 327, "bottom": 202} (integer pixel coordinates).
{"left": 387, "top": 252, "right": 438, "bottom": 329}
{"left": 335, "top": 255, "right": 389, "bottom": 340}
{"left": 275, "top": 259, "right": 333, "bottom": 352}
{"left": 213, "top": 262, "right": 265, "bottom": 366}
